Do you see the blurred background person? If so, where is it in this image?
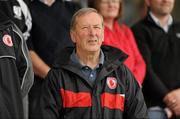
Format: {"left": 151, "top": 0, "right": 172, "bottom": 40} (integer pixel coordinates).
{"left": 28, "top": 0, "right": 80, "bottom": 118}
{"left": 132, "top": 0, "right": 180, "bottom": 118}
{"left": 76, "top": 0, "right": 180, "bottom": 26}
{"left": 0, "top": 0, "right": 34, "bottom": 119}
{"left": 88, "top": 0, "right": 146, "bottom": 85}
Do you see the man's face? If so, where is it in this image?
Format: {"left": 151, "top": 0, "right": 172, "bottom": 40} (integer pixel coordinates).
{"left": 147, "top": 0, "right": 175, "bottom": 16}
{"left": 71, "top": 12, "right": 104, "bottom": 53}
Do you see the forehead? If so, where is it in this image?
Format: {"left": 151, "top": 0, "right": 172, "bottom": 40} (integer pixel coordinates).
{"left": 76, "top": 12, "right": 102, "bottom": 26}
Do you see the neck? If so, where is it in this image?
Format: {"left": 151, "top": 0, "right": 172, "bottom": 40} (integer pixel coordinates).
{"left": 40, "top": 0, "right": 55, "bottom": 6}
{"left": 76, "top": 50, "right": 100, "bottom": 69}
{"left": 152, "top": 12, "right": 170, "bottom": 27}
{"left": 104, "top": 18, "right": 115, "bottom": 30}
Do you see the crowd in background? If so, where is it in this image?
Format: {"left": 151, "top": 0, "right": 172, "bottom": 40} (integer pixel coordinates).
{"left": 0, "top": 0, "right": 180, "bottom": 119}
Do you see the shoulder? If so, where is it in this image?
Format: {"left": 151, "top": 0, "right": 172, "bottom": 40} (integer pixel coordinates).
{"left": 102, "top": 45, "right": 128, "bottom": 63}
{"left": 131, "top": 20, "right": 148, "bottom": 32}
{"left": 116, "top": 63, "right": 140, "bottom": 89}
{"left": 131, "top": 18, "right": 154, "bottom": 39}
{"left": 120, "top": 24, "right": 130, "bottom": 30}
{"left": 45, "top": 68, "right": 64, "bottom": 85}
{"left": 132, "top": 13, "right": 158, "bottom": 32}
{"left": 119, "top": 23, "right": 135, "bottom": 37}
{"left": 120, "top": 24, "right": 131, "bottom": 32}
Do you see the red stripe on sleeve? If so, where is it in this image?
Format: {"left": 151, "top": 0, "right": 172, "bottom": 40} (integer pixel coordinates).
{"left": 60, "top": 89, "right": 92, "bottom": 108}
{"left": 101, "top": 92, "right": 125, "bottom": 111}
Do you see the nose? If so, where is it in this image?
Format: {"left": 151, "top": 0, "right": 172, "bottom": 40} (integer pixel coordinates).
{"left": 89, "top": 27, "right": 96, "bottom": 36}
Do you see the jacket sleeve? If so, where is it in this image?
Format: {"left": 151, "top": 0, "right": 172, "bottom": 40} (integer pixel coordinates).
{"left": 0, "top": 23, "right": 24, "bottom": 119}
{"left": 122, "top": 65, "right": 148, "bottom": 119}
{"left": 0, "top": 0, "right": 34, "bottom": 97}
{"left": 0, "top": 18, "right": 33, "bottom": 118}
{"left": 131, "top": 24, "right": 169, "bottom": 100}
{"left": 41, "top": 69, "right": 63, "bottom": 119}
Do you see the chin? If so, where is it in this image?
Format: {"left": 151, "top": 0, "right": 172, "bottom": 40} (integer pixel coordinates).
{"left": 86, "top": 48, "right": 100, "bottom": 53}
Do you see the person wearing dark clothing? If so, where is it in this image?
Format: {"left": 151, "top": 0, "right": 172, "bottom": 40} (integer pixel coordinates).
{"left": 40, "top": 8, "right": 148, "bottom": 119}
{"left": 28, "top": 0, "right": 80, "bottom": 118}
{"left": 0, "top": 0, "right": 32, "bottom": 42}
{"left": 0, "top": 0, "right": 33, "bottom": 118}
{"left": 132, "top": 0, "right": 180, "bottom": 118}
{"left": 29, "top": 0, "right": 80, "bottom": 66}
{"left": 0, "top": 10, "right": 33, "bottom": 119}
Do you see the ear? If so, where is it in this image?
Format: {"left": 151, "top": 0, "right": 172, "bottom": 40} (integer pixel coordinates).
{"left": 145, "top": 0, "right": 150, "bottom": 7}
{"left": 102, "top": 28, "right": 104, "bottom": 42}
{"left": 70, "top": 30, "right": 76, "bottom": 43}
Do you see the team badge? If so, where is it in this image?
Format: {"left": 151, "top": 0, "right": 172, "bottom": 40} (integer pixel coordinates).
{"left": 3, "top": 34, "right": 13, "bottom": 47}
{"left": 106, "top": 77, "right": 117, "bottom": 89}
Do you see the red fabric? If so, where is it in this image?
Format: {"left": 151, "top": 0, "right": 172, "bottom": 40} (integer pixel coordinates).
{"left": 101, "top": 92, "right": 125, "bottom": 111}
{"left": 103, "top": 21, "right": 146, "bottom": 85}
{"left": 60, "top": 89, "right": 92, "bottom": 108}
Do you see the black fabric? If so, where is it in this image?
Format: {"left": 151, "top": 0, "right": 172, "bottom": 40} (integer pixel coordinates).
{"left": 132, "top": 13, "right": 180, "bottom": 110}
{"left": 0, "top": 0, "right": 33, "bottom": 50}
{"left": 28, "top": 1, "right": 80, "bottom": 119}
{"left": 29, "top": 0, "right": 80, "bottom": 66}
{"left": 40, "top": 46, "right": 148, "bottom": 119}
{"left": 0, "top": 0, "right": 25, "bottom": 32}
{"left": 0, "top": 10, "right": 9, "bottom": 22}
{"left": 0, "top": 14, "right": 23, "bottom": 119}
{"left": 0, "top": 7, "right": 33, "bottom": 118}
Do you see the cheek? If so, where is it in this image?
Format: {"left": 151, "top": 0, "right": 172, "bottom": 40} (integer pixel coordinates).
{"left": 99, "top": 6, "right": 108, "bottom": 15}
{"left": 79, "top": 31, "right": 89, "bottom": 37}
{"left": 76, "top": 32, "right": 87, "bottom": 41}
{"left": 114, "top": 5, "right": 120, "bottom": 14}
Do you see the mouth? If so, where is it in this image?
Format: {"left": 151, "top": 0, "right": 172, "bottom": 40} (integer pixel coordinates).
{"left": 87, "top": 40, "right": 99, "bottom": 46}
{"left": 88, "top": 39, "right": 98, "bottom": 43}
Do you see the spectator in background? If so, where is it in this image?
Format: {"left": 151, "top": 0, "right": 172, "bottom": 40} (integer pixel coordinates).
{"left": 28, "top": 0, "right": 80, "bottom": 118}
{"left": 0, "top": 0, "right": 32, "bottom": 42}
{"left": 0, "top": 0, "right": 34, "bottom": 119}
{"left": 132, "top": 0, "right": 180, "bottom": 118}
{"left": 0, "top": 9, "right": 33, "bottom": 119}
{"left": 40, "top": 8, "right": 148, "bottom": 119}
{"left": 88, "top": 0, "right": 146, "bottom": 85}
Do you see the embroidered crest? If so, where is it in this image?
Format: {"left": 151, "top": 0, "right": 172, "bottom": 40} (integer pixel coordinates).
{"left": 3, "top": 34, "right": 13, "bottom": 47}
{"left": 13, "top": 6, "right": 22, "bottom": 20}
{"left": 176, "top": 33, "right": 180, "bottom": 39}
{"left": 107, "top": 77, "right": 117, "bottom": 89}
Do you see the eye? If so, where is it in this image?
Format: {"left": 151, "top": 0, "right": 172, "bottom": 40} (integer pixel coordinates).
{"left": 82, "top": 27, "right": 88, "bottom": 29}
{"left": 94, "top": 26, "right": 101, "bottom": 29}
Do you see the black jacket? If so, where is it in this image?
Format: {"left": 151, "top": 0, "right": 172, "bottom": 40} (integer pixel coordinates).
{"left": 41, "top": 46, "right": 148, "bottom": 119}
{"left": 0, "top": 0, "right": 33, "bottom": 49}
{"left": 132, "top": 13, "right": 180, "bottom": 107}
{"left": 0, "top": 11, "right": 33, "bottom": 119}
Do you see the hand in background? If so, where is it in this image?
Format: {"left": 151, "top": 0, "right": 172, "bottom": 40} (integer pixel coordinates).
{"left": 164, "top": 88, "right": 180, "bottom": 116}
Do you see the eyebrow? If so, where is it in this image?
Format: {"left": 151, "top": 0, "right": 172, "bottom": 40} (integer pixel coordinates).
{"left": 80, "top": 24, "right": 102, "bottom": 27}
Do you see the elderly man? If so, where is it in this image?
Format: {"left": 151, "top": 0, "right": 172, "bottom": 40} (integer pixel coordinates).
{"left": 41, "top": 8, "right": 148, "bottom": 119}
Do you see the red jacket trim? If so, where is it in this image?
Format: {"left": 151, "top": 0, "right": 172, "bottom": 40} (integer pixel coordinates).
{"left": 101, "top": 92, "right": 125, "bottom": 111}
{"left": 60, "top": 89, "right": 92, "bottom": 108}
